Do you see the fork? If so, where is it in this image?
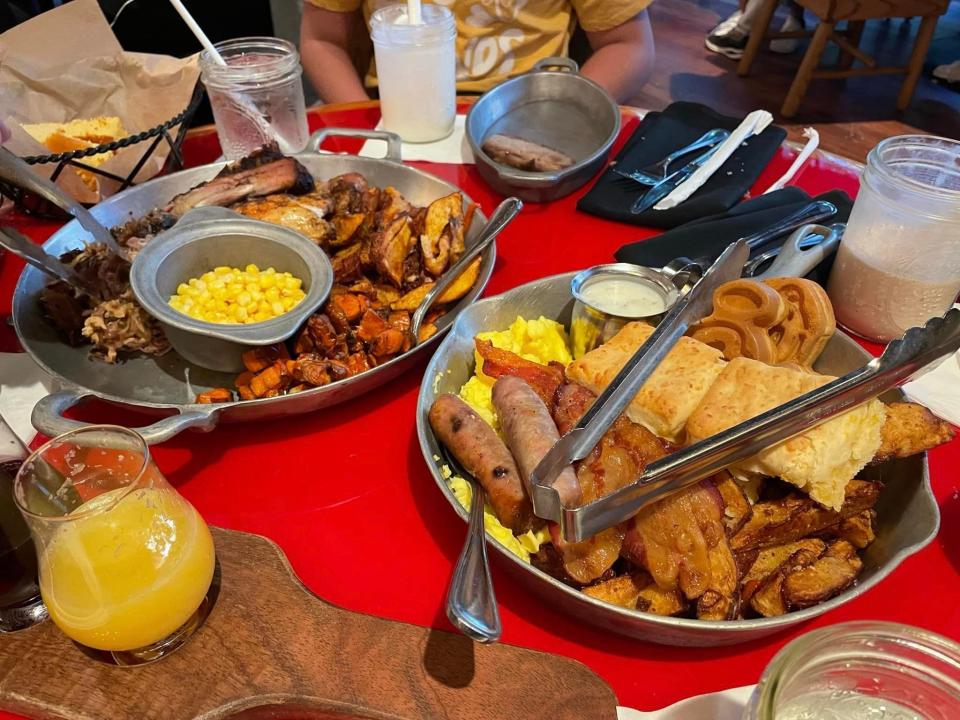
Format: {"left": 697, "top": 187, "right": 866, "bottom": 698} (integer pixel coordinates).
{"left": 613, "top": 128, "right": 730, "bottom": 187}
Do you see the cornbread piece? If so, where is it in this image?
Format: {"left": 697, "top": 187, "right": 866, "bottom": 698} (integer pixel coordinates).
{"left": 567, "top": 321, "right": 726, "bottom": 441}
{"left": 686, "top": 357, "right": 886, "bottom": 510}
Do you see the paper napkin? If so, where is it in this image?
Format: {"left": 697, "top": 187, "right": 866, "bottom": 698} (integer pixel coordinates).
{"left": 902, "top": 316, "right": 960, "bottom": 427}
{"left": 359, "top": 115, "right": 474, "bottom": 164}
{"left": 617, "top": 685, "right": 755, "bottom": 719}
{"left": 654, "top": 110, "right": 773, "bottom": 210}
{"left": 0, "top": 352, "right": 55, "bottom": 444}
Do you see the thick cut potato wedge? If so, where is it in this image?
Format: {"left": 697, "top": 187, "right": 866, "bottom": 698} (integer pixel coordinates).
{"left": 390, "top": 256, "right": 483, "bottom": 311}
{"left": 782, "top": 540, "right": 861, "bottom": 610}
{"left": 583, "top": 573, "right": 648, "bottom": 609}
{"left": 738, "top": 539, "right": 827, "bottom": 604}
{"left": 750, "top": 545, "right": 823, "bottom": 617}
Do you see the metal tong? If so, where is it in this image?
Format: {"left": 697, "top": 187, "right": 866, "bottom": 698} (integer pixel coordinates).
{"left": 529, "top": 247, "right": 960, "bottom": 542}
{"left": 659, "top": 199, "right": 837, "bottom": 288}
{"left": 0, "top": 148, "right": 122, "bottom": 255}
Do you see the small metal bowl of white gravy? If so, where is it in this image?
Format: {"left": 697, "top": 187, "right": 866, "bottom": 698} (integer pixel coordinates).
{"left": 570, "top": 263, "right": 680, "bottom": 357}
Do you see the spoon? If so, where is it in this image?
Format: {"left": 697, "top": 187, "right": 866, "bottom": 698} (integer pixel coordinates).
{"left": 446, "top": 476, "right": 501, "bottom": 643}
{"left": 411, "top": 197, "right": 523, "bottom": 344}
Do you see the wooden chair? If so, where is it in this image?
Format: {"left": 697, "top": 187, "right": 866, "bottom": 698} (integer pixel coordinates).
{"left": 737, "top": 0, "right": 950, "bottom": 117}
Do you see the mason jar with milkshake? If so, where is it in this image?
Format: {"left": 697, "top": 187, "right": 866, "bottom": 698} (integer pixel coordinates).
{"left": 827, "top": 135, "right": 960, "bottom": 343}
{"left": 370, "top": 3, "right": 457, "bottom": 143}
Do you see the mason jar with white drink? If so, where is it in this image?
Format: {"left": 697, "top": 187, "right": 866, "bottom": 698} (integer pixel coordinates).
{"left": 370, "top": 4, "right": 457, "bottom": 143}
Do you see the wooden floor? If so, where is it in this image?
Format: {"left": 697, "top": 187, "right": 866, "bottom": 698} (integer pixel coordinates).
{"left": 633, "top": 0, "right": 960, "bottom": 160}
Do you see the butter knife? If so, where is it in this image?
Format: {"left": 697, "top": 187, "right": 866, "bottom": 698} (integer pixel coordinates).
{"left": 526, "top": 239, "right": 750, "bottom": 522}
{"left": 630, "top": 143, "right": 725, "bottom": 215}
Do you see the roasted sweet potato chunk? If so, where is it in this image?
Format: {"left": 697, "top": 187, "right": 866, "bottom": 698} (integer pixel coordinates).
{"left": 196, "top": 387, "right": 233, "bottom": 404}
{"left": 356, "top": 309, "right": 390, "bottom": 342}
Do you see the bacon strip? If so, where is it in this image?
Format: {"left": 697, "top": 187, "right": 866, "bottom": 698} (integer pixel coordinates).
{"left": 475, "top": 339, "right": 564, "bottom": 408}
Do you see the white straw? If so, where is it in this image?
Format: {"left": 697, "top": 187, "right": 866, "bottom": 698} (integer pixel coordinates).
{"left": 166, "top": 0, "right": 295, "bottom": 153}
{"left": 407, "top": 0, "right": 422, "bottom": 24}
{"left": 168, "top": 0, "right": 226, "bottom": 66}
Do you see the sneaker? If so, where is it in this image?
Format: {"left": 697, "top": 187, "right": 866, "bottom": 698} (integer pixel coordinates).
{"left": 706, "top": 26, "right": 749, "bottom": 59}
{"left": 770, "top": 14, "right": 805, "bottom": 54}
{"left": 708, "top": 10, "right": 743, "bottom": 37}
{"left": 932, "top": 59, "right": 960, "bottom": 90}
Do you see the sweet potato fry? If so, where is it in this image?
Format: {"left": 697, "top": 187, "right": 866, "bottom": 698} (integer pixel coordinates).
{"left": 196, "top": 387, "right": 233, "bottom": 404}
{"left": 329, "top": 292, "right": 366, "bottom": 322}
{"left": 356, "top": 309, "right": 390, "bottom": 342}
{"left": 238, "top": 385, "right": 256, "bottom": 401}
{"left": 249, "top": 360, "right": 290, "bottom": 397}
{"left": 475, "top": 338, "right": 564, "bottom": 408}
{"left": 369, "top": 328, "right": 406, "bottom": 358}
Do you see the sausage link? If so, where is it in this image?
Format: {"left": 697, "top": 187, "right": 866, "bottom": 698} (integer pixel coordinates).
{"left": 492, "top": 376, "right": 582, "bottom": 507}
{"left": 429, "top": 393, "right": 535, "bottom": 532}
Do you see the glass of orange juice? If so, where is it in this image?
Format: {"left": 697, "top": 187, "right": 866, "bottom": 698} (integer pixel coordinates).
{"left": 13, "top": 425, "right": 216, "bottom": 664}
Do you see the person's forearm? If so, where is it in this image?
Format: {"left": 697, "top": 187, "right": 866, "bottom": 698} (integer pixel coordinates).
{"left": 301, "top": 40, "right": 370, "bottom": 105}
{"left": 580, "top": 41, "right": 655, "bottom": 104}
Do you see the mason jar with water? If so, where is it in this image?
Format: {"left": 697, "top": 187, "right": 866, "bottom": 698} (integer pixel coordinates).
{"left": 200, "top": 37, "right": 309, "bottom": 160}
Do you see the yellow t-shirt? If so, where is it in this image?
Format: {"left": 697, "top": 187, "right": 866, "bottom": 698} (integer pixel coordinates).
{"left": 306, "top": 0, "right": 652, "bottom": 92}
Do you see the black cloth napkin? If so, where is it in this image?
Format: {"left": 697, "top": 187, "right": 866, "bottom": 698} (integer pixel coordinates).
{"left": 614, "top": 187, "right": 854, "bottom": 284}
{"left": 578, "top": 102, "right": 788, "bottom": 229}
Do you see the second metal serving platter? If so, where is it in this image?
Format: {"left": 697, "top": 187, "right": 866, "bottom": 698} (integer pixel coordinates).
{"left": 416, "top": 272, "right": 940, "bottom": 646}
{"left": 14, "top": 129, "right": 494, "bottom": 444}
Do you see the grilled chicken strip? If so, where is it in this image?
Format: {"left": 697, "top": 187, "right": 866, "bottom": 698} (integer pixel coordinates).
{"left": 429, "top": 393, "right": 536, "bottom": 533}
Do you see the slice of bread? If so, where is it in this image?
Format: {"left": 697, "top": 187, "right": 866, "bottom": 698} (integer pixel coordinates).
{"left": 21, "top": 116, "right": 127, "bottom": 191}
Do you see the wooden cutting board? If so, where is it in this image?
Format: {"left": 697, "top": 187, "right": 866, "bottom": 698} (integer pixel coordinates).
{"left": 0, "top": 527, "right": 618, "bottom": 720}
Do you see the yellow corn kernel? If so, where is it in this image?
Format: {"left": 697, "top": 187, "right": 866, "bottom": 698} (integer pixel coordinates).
{"left": 245, "top": 264, "right": 259, "bottom": 274}
{"left": 214, "top": 266, "right": 231, "bottom": 275}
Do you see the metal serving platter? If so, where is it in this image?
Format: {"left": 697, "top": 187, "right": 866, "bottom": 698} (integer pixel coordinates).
{"left": 15, "top": 129, "right": 493, "bottom": 444}
{"left": 416, "top": 272, "right": 940, "bottom": 646}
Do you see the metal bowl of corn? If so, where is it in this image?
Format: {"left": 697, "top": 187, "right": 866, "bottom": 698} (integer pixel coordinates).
{"left": 130, "top": 207, "right": 334, "bottom": 373}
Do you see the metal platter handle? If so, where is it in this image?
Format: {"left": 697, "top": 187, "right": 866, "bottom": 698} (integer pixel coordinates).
{"left": 532, "top": 57, "right": 579, "bottom": 74}
{"left": 305, "top": 127, "right": 403, "bottom": 164}
{"left": 32, "top": 389, "right": 221, "bottom": 445}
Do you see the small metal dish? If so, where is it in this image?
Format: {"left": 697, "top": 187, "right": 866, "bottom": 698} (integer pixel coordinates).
{"left": 570, "top": 263, "right": 680, "bottom": 358}
{"left": 466, "top": 57, "right": 620, "bottom": 203}
{"left": 130, "top": 208, "right": 334, "bottom": 373}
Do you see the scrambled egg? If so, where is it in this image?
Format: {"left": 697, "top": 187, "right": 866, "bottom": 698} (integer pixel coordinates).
{"left": 448, "top": 316, "right": 571, "bottom": 562}
{"left": 458, "top": 316, "right": 572, "bottom": 431}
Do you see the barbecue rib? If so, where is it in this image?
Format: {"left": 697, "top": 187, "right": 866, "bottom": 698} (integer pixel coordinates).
{"left": 165, "top": 145, "right": 313, "bottom": 218}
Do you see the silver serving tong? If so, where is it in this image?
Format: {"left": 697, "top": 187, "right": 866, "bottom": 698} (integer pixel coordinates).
{"left": 0, "top": 147, "right": 124, "bottom": 256}
{"left": 0, "top": 226, "right": 99, "bottom": 294}
{"left": 527, "top": 239, "right": 750, "bottom": 523}
{"left": 659, "top": 199, "right": 837, "bottom": 288}
{"left": 533, "top": 301, "right": 960, "bottom": 541}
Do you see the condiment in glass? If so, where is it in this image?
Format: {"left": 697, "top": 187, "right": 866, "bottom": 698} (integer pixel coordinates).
{"left": 200, "top": 37, "right": 309, "bottom": 160}
{"left": 370, "top": 4, "right": 456, "bottom": 143}
{"left": 827, "top": 135, "right": 960, "bottom": 342}
{"left": 743, "top": 621, "right": 960, "bottom": 720}
{"left": 570, "top": 264, "right": 680, "bottom": 358}
{"left": 14, "top": 426, "right": 216, "bottom": 663}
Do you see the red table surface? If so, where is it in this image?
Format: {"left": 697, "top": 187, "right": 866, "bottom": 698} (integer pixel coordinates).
{"left": 1, "top": 105, "right": 958, "bottom": 715}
